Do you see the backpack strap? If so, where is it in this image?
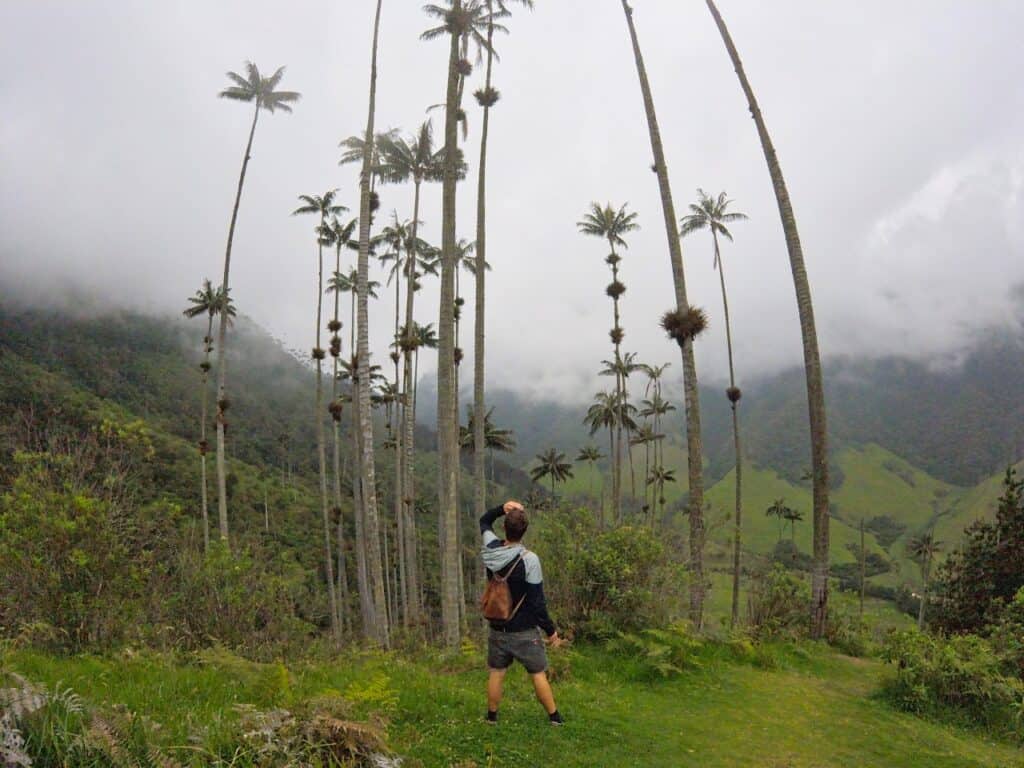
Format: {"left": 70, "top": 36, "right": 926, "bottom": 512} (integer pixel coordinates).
{"left": 493, "top": 550, "right": 525, "bottom": 584}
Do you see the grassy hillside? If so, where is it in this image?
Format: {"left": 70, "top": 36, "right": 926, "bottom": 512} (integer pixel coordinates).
{"left": 6, "top": 644, "right": 1020, "bottom": 767}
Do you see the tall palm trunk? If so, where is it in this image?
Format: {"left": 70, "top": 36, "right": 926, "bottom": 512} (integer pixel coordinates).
{"left": 214, "top": 99, "right": 261, "bottom": 545}
{"left": 331, "top": 243, "right": 350, "bottom": 633}
{"left": 706, "top": 0, "right": 830, "bottom": 637}
{"left": 313, "top": 221, "right": 340, "bottom": 644}
{"left": 402, "top": 183, "right": 423, "bottom": 625}
{"left": 355, "top": 0, "right": 390, "bottom": 648}
{"left": 438, "top": 2, "right": 464, "bottom": 649}
{"left": 200, "top": 313, "right": 214, "bottom": 552}
{"left": 473, "top": 1, "right": 495, "bottom": 530}
{"left": 392, "top": 255, "right": 407, "bottom": 627}
{"left": 711, "top": 229, "right": 744, "bottom": 629}
{"left": 352, "top": 375, "right": 374, "bottom": 632}
{"left": 608, "top": 243, "right": 624, "bottom": 523}
{"left": 621, "top": 0, "right": 706, "bottom": 628}
{"left": 917, "top": 555, "right": 931, "bottom": 629}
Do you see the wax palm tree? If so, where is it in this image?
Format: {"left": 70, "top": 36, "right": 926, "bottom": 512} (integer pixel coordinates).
{"left": 348, "top": 0, "right": 390, "bottom": 647}
{"left": 907, "top": 533, "right": 943, "bottom": 629}
{"left": 575, "top": 445, "right": 605, "bottom": 509}
{"left": 646, "top": 465, "right": 676, "bottom": 525}
{"left": 706, "top": 0, "right": 831, "bottom": 638}
{"left": 583, "top": 390, "right": 636, "bottom": 526}
{"left": 182, "top": 280, "right": 234, "bottom": 552}
{"left": 681, "top": 187, "right": 748, "bottom": 628}
{"left": 579, "top": 202, "right": 639, "bottom": 522}
{"left": 639, "top": 392, "right": 674, "bottom": 477}
{"left": 630, "top": 425, "right": 660, "bottom": 514}
{"left": 783, "top": 506, "right": 804, "bottom": 543}
{"left": 765, "top": 498, "right": 791, "bottom": 543}
{"left": 471, "top": 0, "right": 533, "bottom": 553}
{"left": 422, "top": 0, "right": 500, "bottom": 649}
{"left": 530, "top": 449, "right": 574, "bottom": 496}
{"left": 619, "top": 1, "right": 708, "bottom": 629}
{"left": 293, "top": 190, "right": 347, "bottom": 644}
{"left": 376, "top": 125, "right": 442, "bottom": 627}
{"left": 325, "top": 216, "right": 357, "bottom": 630}
{"left": 599, "top": 350, "right": 643, "bottom": 505}
{"left": 213, "top": 61, "right": 300, "bottom": 544}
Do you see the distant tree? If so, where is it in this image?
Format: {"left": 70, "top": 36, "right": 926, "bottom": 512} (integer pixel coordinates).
{"left": 783, "top": 506, "right": 804, "bottom": 543}
{"left": 706, "top": 0, "right": 831, "bottom": 638}
{"left": 681, "top": 187, "right": 748, "bottom": 628}
{"left": 579, "top": 202, "right": 639, "bottom": 522}
{"left": 907, "top": 532, "right": 943, "bottom": 629}
{"left": 575, "top": 445, "right": 605, "bottom": 510}
{"left": 460, "top": 406, "right": 516, "bottom": 484}
{"left": 530, "top": 448, "right": 574, "bottom": 496}
{"left": 765, "top": 498, "right": 792, "bottom": 543}
{"left": 583, "top": 389, "right": 637, "bottom": 527}
{"left": 182, "top": 280, "right": 234, "bottom": 552}
{"left": 293, "top": 189, "right": 347, "bottom": 645}
{"left": 599, "top": 351, "right": 643, "bottom": 504}
{"left": 214, "top": 61, "right": 300, "bottom": 544}
{"left": 646, "top": 464, "right": 677, "bottom": 524}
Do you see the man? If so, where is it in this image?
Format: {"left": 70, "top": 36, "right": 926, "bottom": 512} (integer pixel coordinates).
{"left": 480, "top": 499, "right": 566, "bottom": 725}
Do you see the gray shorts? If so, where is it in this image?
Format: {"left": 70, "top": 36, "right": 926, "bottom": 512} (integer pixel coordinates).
{"left": 487, "top": 628, "right": 548, "bottom": 674}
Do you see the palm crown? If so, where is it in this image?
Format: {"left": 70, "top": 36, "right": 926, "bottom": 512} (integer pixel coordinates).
{"left": 577, "top": 202, "right": 640, "bottom": 248}
{"left": 183, "top": 280, "right": 235, "bottom": 323}
{"left": 530, "top": 448, "right": 574, "bottom": 488}
{"left": 293, "top": 189, "right": 348, "bottom": 220}
{"left": 679, "top": 189, "right": 748, "bottom": 264}
{"left": 376, "top": 121, "right": 445, "bottom": 185}
{"left": 219, "top": 62, "right": 301, "bottom": 113}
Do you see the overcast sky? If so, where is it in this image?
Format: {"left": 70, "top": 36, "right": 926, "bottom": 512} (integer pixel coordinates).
{"left": 2, "top": 1, "right": 1022, "bottom": 401}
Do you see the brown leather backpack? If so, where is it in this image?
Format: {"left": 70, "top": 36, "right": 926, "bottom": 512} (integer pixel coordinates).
{"left": 480, "top": 551, "right": 527, "bottom": 622}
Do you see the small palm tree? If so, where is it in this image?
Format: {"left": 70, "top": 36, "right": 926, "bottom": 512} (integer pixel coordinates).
{"left": 579, "top": 202, "right": 639, "bottom": 522}
{"left": 765, "top": 498, "right": 791, "bottom": 543}
{"left": 182, "top": 280, "right": 234, "bottom": 552}
{"left": 682, "top": 188, "right": 748, "bottom": 627}
{"left": 646, "top": 465, "right": 676, "bottom": 525}
{"left": 783, "top": 506, "right": 804, "bottom": 542}
{"left": 530, "top": 448, "right": 574, "bottom": 496}
{"left": 293, "top": 190, "right": 347, "bottom": 645}
{"left": 584, "top": 390, "right": 636, "bottom": 527}
{"left": 574, "top": 445, "right": 605, "bottom": 509}
{"left": 213, "top": 61, "right": 300, "bottom": 544}
{"left": 907, "top": 533, "right": 943, "bottom": 629}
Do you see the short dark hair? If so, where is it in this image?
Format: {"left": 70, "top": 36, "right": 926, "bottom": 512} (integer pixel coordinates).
{"left": 504, "top": 508, "right": 529, "bottom": 542}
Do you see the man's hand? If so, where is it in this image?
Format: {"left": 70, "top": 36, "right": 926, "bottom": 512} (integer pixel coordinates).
{"left": 546, "top": 632, "right": 569, "bottom": 650}
{"left": 502, "top": 500, "right": 524, "bottom": 515}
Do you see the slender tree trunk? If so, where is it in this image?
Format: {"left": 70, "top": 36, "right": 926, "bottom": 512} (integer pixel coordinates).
{"left": 706, "top": 0, "right": 830, "bottom": 637}
{"left": 609, "top": 249, "right": 624, "bottom": 523}
{"left": 473, "top": 2, "right": 494, "bottom": 532}
{"left": 314, "top": 222, "right": 341, "bottom": 644}
{"left": 355, "top": 0, "right": 390, "bottom": 648}
{"left": 859, "top": 518, "right": 866, "bottom": 628}
{"left": 213, "top": 101, "right": 261, "bottom": 545}
{"left": 712, "top": 230, "right": 744, "bottom": 630}
{"left": 263, "top": 486, "right": 269, "bottom": 532}
{"left": 331, "top": 244, "right": 350, "bottom": 634}
{"left": 438, "top": 5, "right": 463, "bottom": 649}
{"left": 402, "top": 181, "right": 423, "bottom": 626}
{"left": 918, "top": 557, "right": 931, "bottom": 629}
{"left": 392, "top": 253, "right": 408, "bottom": 628}
{"left": 200, "top": 313, "right": 214, "bottom": 552}
{"left": 622, "top": 0, "right": 706, "bottom": 627}
{"left": 352, "top": 377, "right": 374, "bottom": 633}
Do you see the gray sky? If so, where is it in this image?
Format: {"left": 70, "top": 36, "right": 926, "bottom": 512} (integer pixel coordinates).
{"left": 2, "top": 1, "right": 1023, "bottom": 401}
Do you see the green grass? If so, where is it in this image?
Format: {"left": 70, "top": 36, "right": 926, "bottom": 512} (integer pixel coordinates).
{"left": 5, "top": 643, "right": 1020, "bottom": 767}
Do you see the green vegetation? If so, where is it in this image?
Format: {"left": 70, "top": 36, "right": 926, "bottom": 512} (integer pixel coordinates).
{"left": 4, "top": 642, "right": 1021, "bottom": 767}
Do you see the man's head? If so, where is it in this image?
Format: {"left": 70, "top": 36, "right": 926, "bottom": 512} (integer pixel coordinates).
{"left": 504, "top": 507, "right": 529, "bottom": 543}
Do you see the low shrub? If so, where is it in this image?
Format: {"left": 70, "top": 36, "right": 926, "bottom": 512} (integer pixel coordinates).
{"left": 880, "top": 629, "right": 1023, "bottom": 737}
{"left": 746, "top": 566, "right": 808, "bottom": 640}
{"left": 608, "top": 622, "right": 704, "bottom": 680}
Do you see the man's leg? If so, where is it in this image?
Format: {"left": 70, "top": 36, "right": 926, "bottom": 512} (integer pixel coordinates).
{"left": 530, "top": 671, "right": 557, "bottom": 715}
{"left": 487, "top": 667, "right": 507, "bottom": 719}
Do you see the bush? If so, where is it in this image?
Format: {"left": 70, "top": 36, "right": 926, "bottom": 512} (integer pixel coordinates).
{"left": 609, "top": 622, "right": 704, "bottom": 680}
{"left": 881, "top": 629, "right": 1023, "bottom": 735}
{"left": 532, "top": 511, "right": 685, "bottom": 639}
{"left": 987, "top": 587, "right": 1024, "bottom": 679}
{"left": 746, "top": 566, "right": 808, "bottom": 640}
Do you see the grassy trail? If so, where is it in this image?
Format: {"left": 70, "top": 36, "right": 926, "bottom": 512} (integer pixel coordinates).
{"left": 6, "top": 644, "right": 1021, "bottom": 767}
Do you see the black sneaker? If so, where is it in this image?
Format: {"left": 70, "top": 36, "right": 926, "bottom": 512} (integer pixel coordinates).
{"left": 486, "top": 710, "right": 498, "bottom": 725}
{"left": 549, "top": 711, "right": 564, "bottom": 726}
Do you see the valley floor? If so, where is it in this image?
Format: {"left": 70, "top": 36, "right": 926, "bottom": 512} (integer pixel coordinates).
{"left": 6, "top": 643, "right": 1022, "bottom": 767}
